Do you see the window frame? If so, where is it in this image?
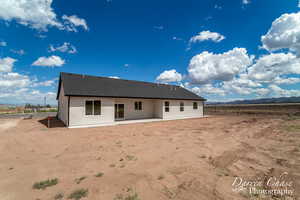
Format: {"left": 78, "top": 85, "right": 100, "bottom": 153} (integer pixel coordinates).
{"left": 165, "top": 101, "right": 170, "bottom": 112}
{"left": 85, "top": 100, "right": 93, "bottom": 115}
{"left": 180, "top": 102, "right": 184, "bottom": 112}
{"left": 134, "top": 102, "right": 139, "bottom": 110}
{"left": 85, "top": 100, "right": 101, "bottom": 116}
{"left": 134, "top": 101, "right": 142, "bottom": 110}
{"left": 193, "top": 102, "right": 198, "bottom": 110}
{"left": 94, "top": 100, "right": 101, "bottom": 115}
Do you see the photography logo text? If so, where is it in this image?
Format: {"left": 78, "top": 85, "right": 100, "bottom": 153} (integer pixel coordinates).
{"left": 232, "top": 172, "right": 294, "bottom": 197}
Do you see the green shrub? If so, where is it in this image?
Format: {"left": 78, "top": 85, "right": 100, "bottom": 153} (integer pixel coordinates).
{"left": 95, "top": 172, "right": 104, "bottom": 177}
{"left": 68, "top": 189, "right": 88, "bottom": 200}
{"left": 74, "top": 176, "right": 87, "bottom": 184}
{"left": 32, "top": 178, "right": 58, "bottom": 190}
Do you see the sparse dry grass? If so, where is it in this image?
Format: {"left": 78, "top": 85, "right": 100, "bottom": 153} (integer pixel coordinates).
{"left": 283, "top": 124, "right": 300, "bottom": 132}
{"left": 74, "top": 176, "right": 87, "bottom": 184}
{"left": 32, "top": 178, "right": 58, "bottom": 190}
{"left": 68, "top": 189, "right": 88, "bottom": 200}
{"left": 1, "top": 115, "right": 299, "bottom": 200}
{"left": 95, "top": 172, "right": 104, "bottom": 177}
{"left": 54, "top": 192, "right": 64, "bottom": 200}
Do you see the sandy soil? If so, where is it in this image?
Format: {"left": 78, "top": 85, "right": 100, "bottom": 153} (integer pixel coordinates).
{"left": 0, "top": 119, "right": 20, "bottom": 131}
{"left": 0, "top": 116, "right": 299, "bottom": 200}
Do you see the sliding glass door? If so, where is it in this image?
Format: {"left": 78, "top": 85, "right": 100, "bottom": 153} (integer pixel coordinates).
{"left": 114, "top": 104, "right": 124, "bottom": 120}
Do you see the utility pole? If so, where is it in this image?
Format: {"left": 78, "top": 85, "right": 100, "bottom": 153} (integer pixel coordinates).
{"left": 44, "top": 96, "right": 46, "bottom": 107}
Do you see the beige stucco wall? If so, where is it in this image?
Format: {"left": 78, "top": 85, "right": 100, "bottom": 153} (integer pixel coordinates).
{"left": 57, "top": 83, "right": 68, "bottom": 125}
{"left": 154, "top": 100, "right": 163, "bottom": 118}
{"left": 69, "top": 97, "right": 115, "bottom": 127}
{"left": 65, "top": 96, "right": 204, "bottom": 128}
{"left": 114, "top": 98, "right": 156, "bottom": 120}
{"left": 68, "top": 97, "right": 159, "bottom": 127}
{"left": 161, "top": 100, "right": 203, "bottom": 119}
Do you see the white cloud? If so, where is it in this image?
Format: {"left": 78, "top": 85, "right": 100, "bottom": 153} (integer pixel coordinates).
{"left": 190, "top": 30, "right": 225, "bottom": 43}
{"left": 222, "top": 80, "right": 257, "bottom": 96}
{"left": 108, "top": 76, "right": 120, "bottom": 79}
{"left": 0, "top": 41, "right": 7, "bottom": 46}
{"left": 0, "top": 57, "right": 57, "bottom": 105}
{"left": 32, "top": 55, "right": 65, "bottom": 67}
{"left": 10, "top": 49, "right": 25, "bottom": 55}
{"left": 214, "top": 5, "right": 222, "bottom": 10}
{"left": 184, "top": 11, "right": 300, "bottom": 101}
{"left": 242, "top": 0, "right": 251, "bottom": 4}
{"left": 124, "top": 64, "right": 129, "bottom": 67}
{"left": 211, "top": 52, "right": 300, "bottom": 96}
{"left": 186, "top": 51, "right": 300, "bottom": 98}
{"left": 0, "top": 0, "right": 88, "bottom": 32}
{"left": 269, "top": 84, "right": 300, "bottom": 97}
{"left": 188, "top": 48, "right": 253, "bottom": 84}
{"left": 261, "top": 12, "right": 300, "bottom": 54}
{"left": 0, "top": 57, "right": 17, "bottom": 72}
{"left": 273, "top": 77, "right": 300, "bottom": 85}
{"left": 204, "top": 16, "right": 213, "bottom": 21}
{"left": 156, "top": 69, "right": 183, "bottom": 83}
{"left": 153, "top": 25, "right": 164, "bottom": 30}
{"left": 0, "top": 88, "right": 56, "bottom": 104}
{"left": 49, "top": 42, "right": 77, "bottom": 54}
{"left": 255, "top": 88, "right": 270, "bottom": 96}
{"left": 0, "top": 72, "right": 31, "bottom": 88}
{"left": 0, "top": 0, "right": 62, "bottom": 31}
{"left": 62, "top": 15, "right": 89, "bottom": 32}
{"left": 0, "top": 71, "right": 57, "bottom": 104}
{"left": 248, "top": 53, "right": 300, "bottom": 81}
{"left": 36, "top": 34, "right": 47, "bottom": 39}
{"left": 232, "top": 74, "right": 262, "bottom": 87}
{"left": 188, "top": 76, "right": 298, "bottom": 98}
{"left": 199, "top": 75, "right": 264, "bottom": 97}
{"left": 32, "top": 79, "right": 57, "bottom": 87}
{"left": 191, "top": 84, "right": 226, "bottom": 96}
{"left": 172, "top": 36, "right": 183, "bottom": 41}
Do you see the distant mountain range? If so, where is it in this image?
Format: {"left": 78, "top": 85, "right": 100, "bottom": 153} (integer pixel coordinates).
{"left": 207, "top": 96, "right": 300, "bottom": 105}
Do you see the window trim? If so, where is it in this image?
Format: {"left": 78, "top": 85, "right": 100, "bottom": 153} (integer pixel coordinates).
{"left": 134, "top": 101, "right": 142, "bottom": 111}
{"left": 85, "top": 100, "right": 101, "bottom": 116}
{"left": 94, "top": 100, "right": 101, "bottom": 115}
{"left": 85, "top": 100, "right": 93, "bottom": 116}
{"left": 165, "top": 101, "right": 170, "bottom": 112}
{"left": 193, "top": 102, "right": 198, "bottom": 110}
{"left": 180, "top": 102, "right": 184, "bottom": 112}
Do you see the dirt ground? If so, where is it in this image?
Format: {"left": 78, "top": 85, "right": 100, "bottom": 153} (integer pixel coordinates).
{"left": 0, "top": 115, "right": 299, "bottom": 200}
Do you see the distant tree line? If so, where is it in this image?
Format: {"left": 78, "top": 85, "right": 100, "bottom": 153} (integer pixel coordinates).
{"left": 25, "top": 104, "right": 52, "bottom": 109}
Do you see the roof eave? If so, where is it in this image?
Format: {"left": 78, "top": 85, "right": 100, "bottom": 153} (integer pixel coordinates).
{"left": 65, "top": 94, "right": 205, "bottom": 101}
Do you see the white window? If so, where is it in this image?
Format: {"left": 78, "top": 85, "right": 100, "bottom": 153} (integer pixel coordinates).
{"left": 85, "top": 100, "right": 101, "bottom": 115}
{"left": 193, "top": 102, "right": 198, "bottom": 110}
{"left": 180, "top": 102, "right": 184, "bottom": 112}
{"left": 165, "top": 101, "right": 169, "bottom": 112}
{"left": 134, "top": 101, "right": 142, "bottom": 110}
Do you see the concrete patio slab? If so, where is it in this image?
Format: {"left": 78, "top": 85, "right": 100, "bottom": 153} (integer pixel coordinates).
{"left": 68, "top": 116, "right": 209, "bottom": 128}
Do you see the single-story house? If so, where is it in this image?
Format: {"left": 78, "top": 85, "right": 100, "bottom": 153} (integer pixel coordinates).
{"left": 57, "top": 72, "right": 206, "bottom": 128}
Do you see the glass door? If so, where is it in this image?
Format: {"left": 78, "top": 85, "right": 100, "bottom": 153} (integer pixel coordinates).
{"left": 115, "top": 104, "right": 125, "bottom": 120}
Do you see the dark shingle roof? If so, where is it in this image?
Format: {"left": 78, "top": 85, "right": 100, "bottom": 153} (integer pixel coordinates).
{"left": 57, "top": 72, "right": 205, "bottom": 101}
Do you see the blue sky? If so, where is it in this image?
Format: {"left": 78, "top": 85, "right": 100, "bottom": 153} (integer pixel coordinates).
{"left": 0, "top": 0, "right": 300, "bottom": 104}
